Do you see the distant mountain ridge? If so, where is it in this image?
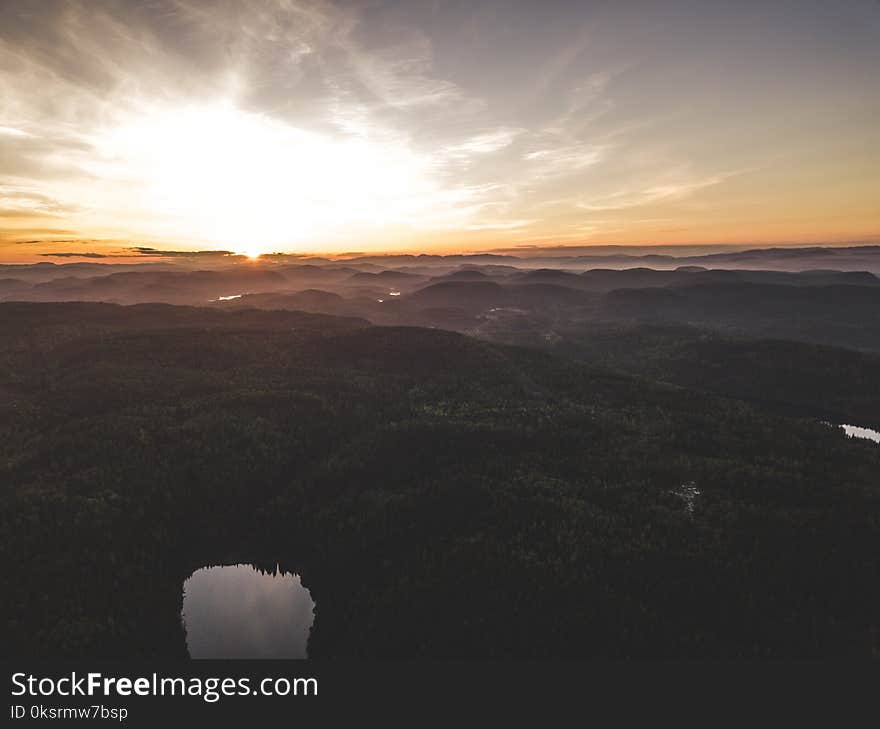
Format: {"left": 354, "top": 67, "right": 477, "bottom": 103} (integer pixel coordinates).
{"left": 7, "top": 244, "right": 880, "bottom": 276}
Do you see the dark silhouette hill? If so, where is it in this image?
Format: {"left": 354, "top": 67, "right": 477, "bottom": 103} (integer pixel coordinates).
{"left": 511, "top": 268, "right": 587, "bottom": 287}
{"left": 408, "top": 281, "right": 513, "bottom": 308}
{"left": 216, "top": 289, "right": 348, "bottom": 314}
{"left": 429, "top": 269, "right": 492, "bottom": 282}
{"left": 601, "top": 282, "right": 880, "bottom": 350}
{"left": 408, "top": 280, "right": 592, "bottom": 311}
{"left": 347, "top": 270, "right": 426, "bottom": 284}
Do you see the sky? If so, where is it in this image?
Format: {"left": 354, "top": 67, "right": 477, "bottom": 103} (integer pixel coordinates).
{"left": 0, "top": 0, "right": 878, "bottom": 261}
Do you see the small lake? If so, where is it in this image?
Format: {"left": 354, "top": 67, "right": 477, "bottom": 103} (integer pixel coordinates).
{"left": 841, "top": 424, "right": 880, "bottom": 444}
{"left": 182, "top": 564, "right": 315, "bottom": 659}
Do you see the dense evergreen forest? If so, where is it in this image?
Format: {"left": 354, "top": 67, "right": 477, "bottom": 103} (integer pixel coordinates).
{"left": 2, "top": 302, "right": 878, "bottom": 658}
{"left": 483, "top": 321, "right": 880, "bottom": 431}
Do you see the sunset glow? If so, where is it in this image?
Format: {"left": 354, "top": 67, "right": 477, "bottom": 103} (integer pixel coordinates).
{"left": 0, "top": 0, "right": 878, "bottom": 260}
{"left": 97, "top": 102, "right": 440, "bottom": 251}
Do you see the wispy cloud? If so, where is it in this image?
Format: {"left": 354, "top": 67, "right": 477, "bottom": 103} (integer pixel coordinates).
{"left": 127, "top": 247, "right": 237, "bottom": 258}
{"left": 1, "top": 0, "right": 877, "bottom": 253}
{"left": 0, "top": 126, "right": 32, "bottom": 138}
{"left": 40, "top": 251, "right": 110, "bottom": 258}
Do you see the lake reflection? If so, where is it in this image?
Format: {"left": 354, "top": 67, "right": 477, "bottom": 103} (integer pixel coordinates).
{"left": 182, "top": 564, "right": 314, "bottom": 658}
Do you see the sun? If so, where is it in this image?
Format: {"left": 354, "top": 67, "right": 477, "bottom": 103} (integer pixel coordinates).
{"left": 236, "top": 245, "right": 264, "bottom": 260}
{"left": 98, "top": 101, "right": 439, "bottom": 251}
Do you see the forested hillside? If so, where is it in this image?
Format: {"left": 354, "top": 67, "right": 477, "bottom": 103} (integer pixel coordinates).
{"left": 2, "top": 303, "right": 878, "bottom": 658}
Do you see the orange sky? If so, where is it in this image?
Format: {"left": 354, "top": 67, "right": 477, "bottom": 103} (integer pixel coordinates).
{"left": 1, "top": 1, "right": 878, "bottom": 263}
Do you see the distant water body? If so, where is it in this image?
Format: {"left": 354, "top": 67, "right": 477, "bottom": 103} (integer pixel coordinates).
{"left": 182, "top": 564, "right": 314, "bottom": 658}
{"left": 841, "top": 424, "right": 880, "bottom": 444}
